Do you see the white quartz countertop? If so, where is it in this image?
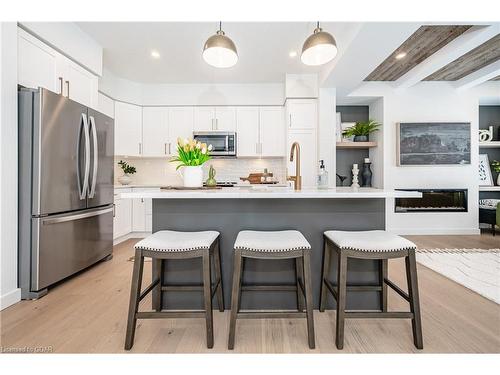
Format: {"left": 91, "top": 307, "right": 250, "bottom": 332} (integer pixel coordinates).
{"left": 119, "top": 187, "right": 422, "bottom": 199}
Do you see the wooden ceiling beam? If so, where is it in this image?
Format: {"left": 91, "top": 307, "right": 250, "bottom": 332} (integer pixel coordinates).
{"left": 394, "top": 25, "right": 500, "bottom": 89}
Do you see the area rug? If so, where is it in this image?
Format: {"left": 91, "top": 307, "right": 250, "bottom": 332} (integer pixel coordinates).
{"left": 416, "top": 248, "right": 500, "bottom": 304}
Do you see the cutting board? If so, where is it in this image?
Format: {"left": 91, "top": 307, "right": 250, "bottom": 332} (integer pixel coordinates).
{"left": 160, "top": 186, "right": 222, "bottom": 190}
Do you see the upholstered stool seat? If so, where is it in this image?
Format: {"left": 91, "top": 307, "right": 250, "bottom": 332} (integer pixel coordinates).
{"left": 234, "top": 230, "right": 311, "bottom": 252}
{"left": 134, "top": 230, "right": 220, "bottom": 252}
{"left": 320, "top": 230, "right": 423, "bottom": 350}
{"left": 324, "top": 230, "right": 416, "bottom": 252}
{"left": 125, "top": 230, "right": 224, "bottom": 350}
{"left": 228, "top": 230, "right": 315, "bottom": 350}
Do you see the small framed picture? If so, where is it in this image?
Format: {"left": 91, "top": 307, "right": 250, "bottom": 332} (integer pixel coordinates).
{"left": 479, "top": 154, "right": 493, "bottom": 186}
{"left": 341, "top": 122, "right": 356, "bottom": 142}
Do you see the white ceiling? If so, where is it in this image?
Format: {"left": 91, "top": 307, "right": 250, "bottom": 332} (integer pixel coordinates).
{"left": 76, "top": 22, "right": 361, "bottom": 84}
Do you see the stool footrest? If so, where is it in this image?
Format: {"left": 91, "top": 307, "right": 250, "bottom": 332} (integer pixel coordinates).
{"left": 384, "top": 278, "right": 410, "bottom": 302}
{"left": 237, "top": 310, "right": 307, "bottom": 319}
{"left": 241, "top": 284, "right": 298, "bottom": 292}
{"left": 324, "top": 279, "right": 382, "bottom": 301}
{"left": 136, "top": 310, "right": 206, "bottom": 319}
{"left": 344, "top": 311, "right": 414, "bottom": 319}
{"left": 139, "top": 278, "right": 160, "bottom": 302}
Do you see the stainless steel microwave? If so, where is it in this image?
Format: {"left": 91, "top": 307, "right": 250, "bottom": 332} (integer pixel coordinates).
{"left": 193, "top": 131, "right": 236, "bottom": 157}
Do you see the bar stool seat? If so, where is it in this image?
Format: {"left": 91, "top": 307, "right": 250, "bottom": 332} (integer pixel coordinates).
{"left": 234, "top": 230, "right": 311, "bottom": 252}
{"left": 228, "top": 230, "right": 315, "bottom": 350}
{"left": 135, "top": 230, "right": 220, "bottom": 252}
{"left": 324, "top": 230, "right": 416, "bottom": 252}
{"left": 125, "top": 230, "right": 224, "bottom": 350}
{"left": 320, "top": 230, "right": 423, "bottom": 350}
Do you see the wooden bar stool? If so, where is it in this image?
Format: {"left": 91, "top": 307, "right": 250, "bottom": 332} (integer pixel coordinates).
{"left": 228, "top": 230, "right": 315, "bottom": 350}
{"left": 319, "top": 230, "right": 423, "bottom": 350}
{"left": 124, "top": 230, "right": 224, "bottom": 350}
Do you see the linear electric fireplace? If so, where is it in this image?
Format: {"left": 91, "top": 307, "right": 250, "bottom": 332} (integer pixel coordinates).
{"left": 395, "top": 189, "right": 468, "bottom": 213}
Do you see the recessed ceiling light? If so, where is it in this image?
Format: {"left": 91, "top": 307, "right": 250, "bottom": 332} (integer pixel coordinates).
{"left": 289, "top": 51, "right": 297, "bottom": 58}
{"left": 395, "top": 52, "right": 407, "bottom": 60}
{"left": 151, "top": 50, "right": 160, "bottom": 59}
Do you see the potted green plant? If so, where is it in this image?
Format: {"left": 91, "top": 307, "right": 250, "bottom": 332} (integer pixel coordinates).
{"left": 170, "top": 138, "right": 212, "bottom": 187}
{"left": 117, "top": 160, "right": 136, "bottom": 185}
{"left": 342, "top": 119, "right": 381, "bottom": 142}
{"left": 492, "top": 160, "right": 500, "bottom": 186}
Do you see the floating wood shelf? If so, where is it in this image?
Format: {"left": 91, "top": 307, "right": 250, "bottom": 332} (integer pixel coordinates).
{"left": 479, "top": 141, "right": 500, "bottom": 148}
{"left": 336, "top": 142, "right": 378, "bottom": 149}
{"left": 479, "top": 186, "right": 500, "bottom": 192}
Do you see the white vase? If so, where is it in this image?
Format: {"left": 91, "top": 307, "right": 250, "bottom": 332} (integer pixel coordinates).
{"left": 179, "top": 166, "right": 203, "bottom": 187}
{"left": 497, "top": 174, "right": 500, "bottom": 186}
{"left": 118, "top": 174, "right": 132, "bottom": 185}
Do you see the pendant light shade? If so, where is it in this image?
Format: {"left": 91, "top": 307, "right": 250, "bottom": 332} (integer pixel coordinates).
{"left": 301, "top": 22, "right": 337, "bottom": 66}
{"left": 203, "top": 22, "right": 238, "bottom": 68}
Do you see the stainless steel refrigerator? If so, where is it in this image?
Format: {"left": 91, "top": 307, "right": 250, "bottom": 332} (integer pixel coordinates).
{"left": 18, "top": 87, "right": 114, "bottom": 299}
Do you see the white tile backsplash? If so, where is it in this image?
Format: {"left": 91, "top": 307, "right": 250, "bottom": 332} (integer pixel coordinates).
{"left": 114, "top": 157, "right": 286, "bottom": 186}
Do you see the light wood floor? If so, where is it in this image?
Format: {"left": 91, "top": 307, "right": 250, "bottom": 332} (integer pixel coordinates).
{"left": 405, "top": 232, "right": 499, "bottom": 250}
{"left": 1, "top": 238, "right": 499, "bottom": 353}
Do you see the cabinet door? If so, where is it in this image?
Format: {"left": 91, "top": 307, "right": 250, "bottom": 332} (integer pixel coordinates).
{"left": 113, "top": 195, "right": 132, "bottom": 239}
{"left": 194, "top": 107, "right": 216, "bottom": 131}
{"left": 215, "top": 107, "right": 236, "bottom": 131}
{"left": 98, "top": 92, "right": 115, "bottom": 119}
{"left": 288, "top": 129, "right": 317, "bottom": 188}
{"left": 168, "top": 107, "right": 194, "bottom": 154}
{"left": 236, "top": 107, "right": 259, "bottom": 157}
{"left": 142, "top": 107, "right": 169, "bottom": 157}
{"left": 114, "top": 102, "right": 143, "bottom": 156}
{"left": 260, "top": 106, "right": 285, "bottom": 157}
{"left": 18, "top": 29, "right": 60, "bottom": 93}
{"left": 287, "top": 99, "right": 317, "bottom": 129}
{"left": 64, "top": 59, "right": 99, "bottom": 109}
{"left": 132, "top": 198, "right": 146, "bottom": 232}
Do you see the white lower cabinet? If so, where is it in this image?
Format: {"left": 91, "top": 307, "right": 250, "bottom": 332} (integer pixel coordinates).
{"left": 132, "top": 198, "right": 147, "bottom": 232}
{"left": 113, "top": 188, "right": 132, "bottom": 239}
{"left": 114, "top": 188, "right": 156, "bottom": 239}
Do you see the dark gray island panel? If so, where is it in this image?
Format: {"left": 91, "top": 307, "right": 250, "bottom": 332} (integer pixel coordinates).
{"left": 152, "top": 198, "right": 386, "bottom": 311}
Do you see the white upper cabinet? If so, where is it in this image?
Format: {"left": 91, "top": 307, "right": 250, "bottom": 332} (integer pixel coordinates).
{"left": 17, "top": 28, "right": 99, "bottom": 109}
{"left": 168, "top": 107, "right": 194, "bottom": 153}
{"left": 214, "top": 107, "right": 236, "bottom": 131}
{"left": 286, "top": 99, "right": 317, "bottom": 129}
{"left": 114, "top": 102, "right": 143, "bottom": 156}
{"left": 142, "top": 107, "right": 169, "bottom": 157}
{"left": 236, "top": 107, "right": 260, "bottom": 157}
{"left": 97, "top": 93, "right": 115, "bottom": 118}
{"left": 194, "top": 107, "right": 216, "bottom": 131}
{"left": 260, "top": 106, "right": 285, "bottom": 157}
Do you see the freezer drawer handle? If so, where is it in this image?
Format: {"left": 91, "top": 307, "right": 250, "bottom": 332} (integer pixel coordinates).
{"left": 42, "top": 207, "right": 113, "bottom": 225}
{"left": 88, "top": 116, "right": 98, "bottom": 198}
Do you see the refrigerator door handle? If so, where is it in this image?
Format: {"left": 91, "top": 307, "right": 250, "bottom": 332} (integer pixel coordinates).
{"left": 42, "top": 207, "right": 113, "bottom": 225}
{"left": 88, "top": 115, "right": 98, "bottom": 198}
{"left": 77, "top": 113, "right": 90, "bottom": 200}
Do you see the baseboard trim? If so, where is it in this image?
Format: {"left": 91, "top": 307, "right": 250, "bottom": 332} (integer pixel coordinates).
{"left": 388, "top": 228, "right": 481, "bottom": 235}
{"left": 113, "top": 231, "right": 151, "bottom": 245}
{"left": 0, "top": 288, "right": 21, "bottom": 310}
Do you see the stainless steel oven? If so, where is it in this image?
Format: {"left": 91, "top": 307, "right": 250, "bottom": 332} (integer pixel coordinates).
{"left": 193, "top": 131, "right": 236, "bottom": 157}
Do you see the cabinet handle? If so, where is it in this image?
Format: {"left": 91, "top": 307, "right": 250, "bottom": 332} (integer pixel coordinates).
{"left": 169, "top": 142, "right": 171, "bottom": 154}
{"left": 211, "top": 118, "right": 214, "bottom": 130}
{"left": 65, "top": 80, "right": 70, "bottom": 98}
{"left": 141, "top": 198, "right": 144, "bottom": 203}
{"left": 164, "top": 143, "right": 167, "bottom": 155}
{"left": 256, "top": 143, "right": 259, "bottom": 154}
{"left": 112, "top": 203, "right": 116, "bottom": 218}
{"left": 260, "top": 143, "right": 263, "bottom": 154}
{"left": 216, "top": 118, "right": 218, "bottom": 130}
{"left": 58, "top": 77, "right": 64, "bottom": 95}
{"left": 139, "top": 143, "right": 142, "bottom": 155}
{"left": 289, "top": 114, "right": 292, "bottom": 127}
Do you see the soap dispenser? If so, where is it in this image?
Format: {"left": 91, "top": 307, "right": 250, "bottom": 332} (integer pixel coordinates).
{"left": 317, "top": 160, "right": 329, "bottom": 189}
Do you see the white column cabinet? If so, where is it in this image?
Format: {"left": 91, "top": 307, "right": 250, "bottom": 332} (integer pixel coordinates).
{"left": 114, "top": 102, "right": 143, "bottom": 156}
{"left": 142, "top": 107, "right": 169, "bottom": 157}
{"left": 260, "top": 107, "right": 285, "bottom": 157}
{"left": 236, "top": 107, "right": 260, "bottom": 157}
{"left": 286, "top": 99, "right": 317, "bottom": 129}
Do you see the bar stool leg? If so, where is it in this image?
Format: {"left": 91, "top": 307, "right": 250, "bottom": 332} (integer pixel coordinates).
{"left": 406, "top": 251, "right": 424, "bottom": 349}
{"left": 335, "top": 251, "right": 348, "bottom": 350}
{"left": 295, "top": 257, "right": 305, "bottom": 312}
{"left": 125, "top": 249, "right": 144, "bottom": 350}
{"left": 202, "top": 251, "right": 214, "bottom": 349}
{"left": 213, "top": 239, "right": 224, "bottom": 312}
{"left": 228, "top": 249, "right": 243, "bottom": 350}
{"left": 152, "top": 259, "right": 163, "bottom": 312}
{"left": 319, "top": 238, "right": 331, "bottom": 312}
{"left": 380, "top": 259, "right": 388, "bottom": 312}
{"left": 302, "top": 250, "right": 316, "bottom": 349}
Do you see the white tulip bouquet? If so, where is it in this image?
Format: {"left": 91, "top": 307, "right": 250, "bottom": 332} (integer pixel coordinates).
{"left": 170, "top": 137, "right": 213, "bottom": 170}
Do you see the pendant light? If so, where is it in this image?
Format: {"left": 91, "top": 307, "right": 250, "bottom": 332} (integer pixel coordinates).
{"left": 203, "top": 22, "right": 238, "bottom": 68}
{"left": 301, "top": 22, "right": 338, "bottom": 66}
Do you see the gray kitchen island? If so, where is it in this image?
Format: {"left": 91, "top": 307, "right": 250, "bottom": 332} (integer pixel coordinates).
{"left": 120, "top": 187, "right": 420, "bottom": 311}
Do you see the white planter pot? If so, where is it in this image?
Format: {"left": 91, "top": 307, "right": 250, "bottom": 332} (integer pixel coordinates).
{"left": 118, "top": 174, "right": 132, "bottom": 185}
{"left": 179, "top": 166, "right": 203, "bottom": 187}
{"left": 497, "top": 174, "right": 500, "bottom": 186}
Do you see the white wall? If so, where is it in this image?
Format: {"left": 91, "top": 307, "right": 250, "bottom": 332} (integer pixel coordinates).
{"left": 369, "top": 97, "right": 384, "bottom": 189}
{"left": 319, "top": 88, "right": 336, "bottom": 186}
{"left": 0, "top": 22, "right": 20, "bottom": 310}
{"left": 99, "top": 69, "right": 284, "bottom": 106}
{"left": 19, "top": 22, "right": 103, "bottom": 76}
{"left": 350, "top": 81, "right": 500, "bottom": 235}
